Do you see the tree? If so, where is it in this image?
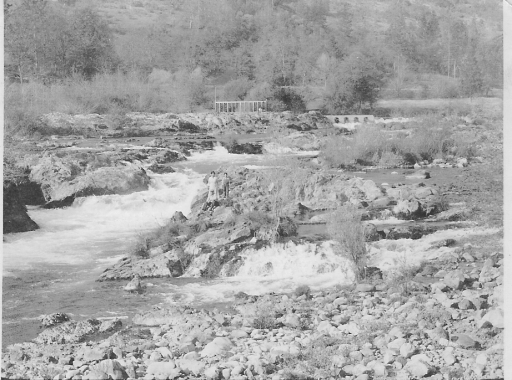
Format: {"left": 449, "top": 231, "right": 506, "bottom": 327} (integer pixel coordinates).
{"left": 325, "top": 45, "right": 391, "bottom": 113}
{"left": 5, "top": 0, "right": 52, "bottom": 82}
{"left": 67, "top": 7, "right": 117, "bottom": 78}
{"left": 460, "top": 31, "right": 484, "bottom": 98}
{"left": 327, "top": 204, "right": 367, "bottom": 281}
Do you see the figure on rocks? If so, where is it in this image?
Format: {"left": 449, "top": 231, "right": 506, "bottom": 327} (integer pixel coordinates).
{"left": 208, "top": 171, "right": 219, "bottom": 200}
{"left": 221, "top": 173, "right": 230, "bottom": 198}
{"left": 202, "top": 171, "right": 219, "bottom": 212}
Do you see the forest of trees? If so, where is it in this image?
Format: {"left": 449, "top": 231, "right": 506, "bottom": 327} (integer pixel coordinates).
{"left": 4, "top": 0, "right": 503, "bottom": 114}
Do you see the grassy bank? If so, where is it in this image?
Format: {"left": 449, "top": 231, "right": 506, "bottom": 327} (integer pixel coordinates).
{"left": 4, "top": 71, "right": 211, "bottom": 136}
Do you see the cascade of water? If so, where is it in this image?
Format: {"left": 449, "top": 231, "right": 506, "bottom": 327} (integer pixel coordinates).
{"left": 3, "top": 170, "right": 204, "bottom": 272}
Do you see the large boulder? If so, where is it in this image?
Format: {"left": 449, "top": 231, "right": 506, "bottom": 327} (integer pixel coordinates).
{"left": 3, "top": 182, "right": 39, "bottom": 233}
{"left": 30, "top": 156, "right": 151, "bottom": 206}
{"left": 98, "top": 250, "right": 184, "bottom": 281}
{"left": 34, "top": 319, "right": 102, "bottom": 344}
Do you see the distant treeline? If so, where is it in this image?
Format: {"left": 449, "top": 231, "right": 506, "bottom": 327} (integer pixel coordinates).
{"left": 4, "top": 0, "right": 503, "bottom": 116}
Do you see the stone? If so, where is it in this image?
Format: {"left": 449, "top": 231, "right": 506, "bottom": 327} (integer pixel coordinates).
{"left": 400, "top": 343, "right": 415, "bottom": 358}
{"left": 457, "top": 299, "right": 474, "bottom": 310}
{"left": 478, "top": 308, "right": 504, "bottom": 329}
{"left": 99, "top": 318, "right": 122, "bottom": 333}
{"left": 333, "top": 297, "right": 348, "bottom": 306}
{"left": 284, "top": 314, "right": 301, "bottom": 328}
{"left": 372, "top": 362, "right": 387, "bottom": 377}
{"left": 443, "top": 353, "right": 456, "bottom": 365}
{"left": 443, "top": 271, "right": 465, "bottom": 290}
{"left": 200, "top": 337, "right": 234, "bottom": 357}
{"left": 40, "top": 313, "right": 71, "bottom": 328}
{"left": 317, "top": 320, "right": 334, "bottom": 333}
{"left": 222, "top": 368, "right": 231, "bottom": 379}
{"left": 204, "top": 366, "right": 220, "bottom": 379}
{"left": 85, "top": 370, "right": 109, "bottom": 380}
{"left": 355, "top": 283, "right": 375, "bottom": 292}
{"left": 230, "top": 330, "right": 249, "bottom": 339}
{"left": 475, "top": 353, "right": 487, "bottom": 366}
{"left": 178, "top": 359, "right": 205, "bottom": 376}
{"left": 124, "top": 276, "right": 142, "bottom": 292}
{"left": 451, "top": 334, "right": 480, "bottom": 349}
{"left": 405, "top": 360, "right": 430, "bottom": 378}
{"left": 388, "top": 338, "right": 406, "bottom": 350}
{"left": 389, "top": 326, "right": 405, "bottom": 339}
{"left": 79, "top": 347, "right": 107, "bottom": 362}
{"left": 147, "top": 362, "right": 178, "bottom": 378}
{"left": 89, "top": 360, "right": 126, "bottom": 380}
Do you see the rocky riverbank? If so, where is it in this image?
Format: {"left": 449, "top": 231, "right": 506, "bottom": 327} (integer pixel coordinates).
{"left": 2, "top": 238, "right": 503, "bottom": 379}
{"left": 3, "top": 111, "right": 328, "bottom": 233}
{"left": 3, "top": 108, "right": 503, "bottom": 379}
{"left": 37, "top": 111, "right": 331, "bottom": 138}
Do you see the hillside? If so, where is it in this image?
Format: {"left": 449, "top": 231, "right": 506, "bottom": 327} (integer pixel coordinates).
{"left": 4, "top": 0, "right": 503, "bottom": 130}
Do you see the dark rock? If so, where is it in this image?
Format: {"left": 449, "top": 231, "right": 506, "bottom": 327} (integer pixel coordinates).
{"left": 15, "top": 181, "right": 46, "bottom": 205}
{"left": 420, "top": 265, "right": 438, "bottom": 276}
{"left": 362, "top": 267, "right": 383, "bottom": 281}
{"left": 40, "top": 313, "right": 70, "bottom": 328}
{"left": 364, "top": 223, "right": 381, "bottom": 242}
{"left": 178, "top": 120, "right": 201, "bottom": 133}
{"left": 146, "top": 163, "right": 175, "bottom": 174}
{"left": 277, "top": 217, "right": 297, "bottom": 237}
{"left": 450, "top": 333, "right": 480, "bottom": 349}
{"left": 3, "top": 182, "right": 39, "bottom": 233}
{"left": 224, "top": 142, "right": 263, "bottom": 155}
{"left": 171, "top": 211, "right": 188, "bottom": 223}
{"left": 34, "top": 319, "right": 102, "bottom": 344}
{"left": 234, "top": 292, "right": 250, "bottom": 300}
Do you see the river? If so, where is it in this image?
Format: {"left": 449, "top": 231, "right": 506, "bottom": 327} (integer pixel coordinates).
{"left": 3, "top": 147, "right": 353, "bottom": 348}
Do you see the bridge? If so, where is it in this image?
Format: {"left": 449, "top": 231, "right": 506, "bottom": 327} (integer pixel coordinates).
{"left": 215, "top": 100, "right": 267, "bottom": 113}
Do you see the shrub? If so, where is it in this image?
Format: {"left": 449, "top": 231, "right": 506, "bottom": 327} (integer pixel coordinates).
{"left": 326, "top": 204, "right": 367, "bottom": 280}
{"left": 321, "top": 125, "right": 392, "bottom": 168}
{"left": 394, "top": 117, "right": 460, "bottom": 162}
{"left": 269, "top": 88, "right": 306, "bottom": 113}
{"left": 132, "top": 236, "right": 151, "bottom": 259}
{"left": 241, "top": 211, "right": 275, "bottom": 230}
{"left": 294, "top": 285, "right": 311, "bottom": 298}
{"left": 252, "top": 302, "right": 278, "bottom": 329}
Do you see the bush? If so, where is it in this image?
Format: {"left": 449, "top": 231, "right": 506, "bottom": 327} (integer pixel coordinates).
{"left": 132, "top": 236, "right": 151, "bottom": 259}
{"left": 294, "top": 285, "right": 311, "bottom": 298}
{"left": 252, "top": 302, "right": 278, "bottom": 329}
{"left": 320, "top": 125, "right": 392, "bottom": 167}
{"left": 326, "top": 204, "right": 367, "bottom": 280}
{"left": 4, "top": 69, "right": 213, "bottom": 136}
{"left": 269, "top": 88, "right": 306, "bottom": 113}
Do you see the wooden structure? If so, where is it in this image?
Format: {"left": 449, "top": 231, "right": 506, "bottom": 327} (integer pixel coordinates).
{"left": 215, "top": 100, "right": 267, "bottom": 113}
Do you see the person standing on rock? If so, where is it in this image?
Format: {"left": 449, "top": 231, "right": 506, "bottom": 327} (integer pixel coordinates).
{"left": 221, "top": 173, "right": 230, "bottom": 198}
{"left": 207, "top": 171, "right": 219, "bottom": 201}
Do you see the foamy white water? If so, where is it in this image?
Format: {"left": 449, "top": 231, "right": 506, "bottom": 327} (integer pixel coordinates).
{"left": 3, "top": 169, "right": 204, "bottom": 272}
{"left": 188, "top": 144, "right": 266, "bottom": 164}
{"left": 170, "top": 240, "right": 356, "bottom": 305}
{"left": 368, "top": 227, "right": 501, "bottom": 272}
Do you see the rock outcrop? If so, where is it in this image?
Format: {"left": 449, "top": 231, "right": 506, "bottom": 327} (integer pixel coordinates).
{"left": 40, "top": 111, "right": 333, "bottom": 137}
{"left": 30, "top": 156, "right": 151, "bottom": 206}
{"left": 99, "top": 165, "right": 445, "bottom": 282}
{"left": 3, "top": 182, "right": 39, "bottom": 234}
